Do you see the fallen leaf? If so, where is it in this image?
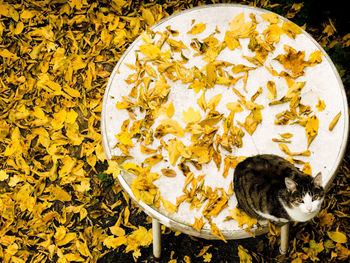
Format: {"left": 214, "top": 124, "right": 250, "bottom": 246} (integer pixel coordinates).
{"left": 182, "top": 107, "right": 201, "bottom": 123}
{"left": 210, "top": 222, "right": 226, "bottom": 242}
{"left": 329, "top": 111, "right": 341, "bottom": 131}
{"left": 328, "top": 230, "right": 347, "bottom": 243}
{"left": 191, "top": 217, "right": 205, "bottom": 232}
{"left": 238, "top": 245, "right": 252, "bottom": 263}
{"left": 187, "top": 23, "right": 206, "bottom": 34}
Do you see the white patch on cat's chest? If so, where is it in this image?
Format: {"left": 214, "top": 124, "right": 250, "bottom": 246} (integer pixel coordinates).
{"left": 253, "top": 209, "right": 289, "bottom": 223}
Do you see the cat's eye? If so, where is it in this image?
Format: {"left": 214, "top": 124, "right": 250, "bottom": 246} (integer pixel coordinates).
{"left": 312, "top": 195, "right": 319, "bottom": 201}
{"left": 295, "top": 197, "right": 303, "bottom": 203}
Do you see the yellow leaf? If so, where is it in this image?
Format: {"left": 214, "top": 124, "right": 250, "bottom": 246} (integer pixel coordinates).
{"left": 231, "top": 64, "right": 255, "bottom": 74}
{"left": 182, "top": 107, "right": 201, "bottom": 123}
{"left": 48, "top": 185, "right": 72, "bottom": 202}
{"left": 207, "top": 94, "right": 222, "bottom": 110}
{"left": 65, "top": 109, "right": 78, "bottom": 124}
{"left": 197, "top": 92, "right": 207, "bottom": 111}
{"left": 237, "top": 112, "right": 259, "bottom": 135}
{"left": 278, "top": 143, "right": 310, "bottom": 157}
{"left": 161, "top": 168, "right": 177, "bottom": 177}
{"left": 316, "top": 98, "right": 326, "bottom": 111}
{"left": 184, "top": 256, "right": 191, "bottom": 263}
{"left": 157, "top": 119, "right": 185, "bottom": 137}
{"left": 263, "top": 24, "right": 284, "bottom": 43}
{"left": 166, "top": 102, "right": 175, "bottom": 117}
{"left": 139, "top": 43, "right": 161, "bottom": 59}
{"left": 328, "top": 230, "right": 347, "bottom": 243}
{"left": 191, "top": 217, "right": 205, "bottom": 232}
{"left": 329, "top": 111, "right": 341, "bottom": 131}
{"left": 305, "top": 115, "right": 319, "bottom": 147}
{"left": 267, "top": 80, "right": 276, "bottom": 100}
{"left": 167, "top": 139, "right": 181, "bottom": 166}
{"left": 280, "top": 133, "right": 293, "bottom": 139}
{"left": 203, "top": 253, "right": 212, "bottom": 262}
{"left": 121, "top": 162, "right": 142, "bottom": 175}
{"left": 282, "top": 21, "right": 302, "bottom": 39}
{"left": 105, "top": 160, "right": 121, "bottom": 179}
{"left": 226, "top": 102, "right": 243, "bottom": 112}
{"left": 0, "top": 170, "right": 8, "bottom": 181}
{"left": 308, "top": 50, "right": 324, "bottom": 65}
{"left": 261, "top": 13, "right": 281, "bottom": 24}
{"left": 141, "top": 7, "right": 155, "bottom": 26}
{"left": 64, "top": 253, "right": 84, "bottom": 262}
{"left": 197, "top": 245, "right": 212, "bottom": 257}
{"left": 115, "top": 131, "right": 134, "bottom": 146}
{"left": 56, "top": 232, "right": 77, "bottom": 246}
{"left": 161, "top": 196, "right": 177, "bottom": 214}
{"left": 238, "top": 245, "right": 252, "bottom": 263}
{"left": 140, "top": 144, "right": 157, "bottom": 154}
{"left": 229, "top": 208, "right": 257, "bottom": 234}
{"left": 302, "top": 163, "right": 312, "bottom": 175}
{"left": 63, "top": 85, "right": 81, "bottom": 97}
{"left": 187, "top": 23, "right": 206, "bottom": 34}
{"left": 103, "top": 236, "right": 127, "bottom": 249}
{"left": 143, "top": 154, "right": 163, "bottom": 166}
{"left": 110, "top": 225, "right": 125, "bottom": 237}
{"left": 224, "top": 30, "right": 241, "bottom": 50}
{"left": 229, "top": 13, "right": 256, "bottom": 38}
{"left": 130, "top": 177, "right": 158, "bottom": 205}
{"left": 14, "top": 22, "right": 24, "bottom": 35}
{"left": 210, "top": 222, "right": 226, "bottom": 242}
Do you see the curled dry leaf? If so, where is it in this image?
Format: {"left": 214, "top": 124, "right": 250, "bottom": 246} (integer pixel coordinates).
{"left": 161, "top": 168, "right": 177, "bottom": 177}
{"left": 329, "top": 111, "right": 341, "bottom": 131}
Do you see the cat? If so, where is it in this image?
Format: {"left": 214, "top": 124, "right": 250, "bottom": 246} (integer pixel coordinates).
{"left": 233, "top": 154, "right": 325, "bottom": 225}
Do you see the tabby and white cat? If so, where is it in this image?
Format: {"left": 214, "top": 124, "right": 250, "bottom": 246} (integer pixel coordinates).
{"left": 233, "top": 154, "right": 325, "bottom": 225}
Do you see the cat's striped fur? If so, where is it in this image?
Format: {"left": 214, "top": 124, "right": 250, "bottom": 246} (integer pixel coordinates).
{"left": 233, "top": 154, "right": 324, "bottom": 225}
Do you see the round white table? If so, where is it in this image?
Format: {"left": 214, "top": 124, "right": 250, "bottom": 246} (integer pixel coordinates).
{"left": 101, "top": 4, "right": 349, "bottom": 257}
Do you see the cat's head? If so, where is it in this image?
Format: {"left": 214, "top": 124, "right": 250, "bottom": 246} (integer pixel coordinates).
{"left": 284, "top": 172, "right": 325, "bottom": 215}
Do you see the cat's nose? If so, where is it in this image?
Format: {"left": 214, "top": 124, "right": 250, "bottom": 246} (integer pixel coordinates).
{"left": 306, "top": 206, "right": 312, "bottom": 212}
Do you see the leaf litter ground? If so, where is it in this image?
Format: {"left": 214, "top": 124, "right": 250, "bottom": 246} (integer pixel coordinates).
{"left": 0, "top": 0, "right": 349, "bottom": 263}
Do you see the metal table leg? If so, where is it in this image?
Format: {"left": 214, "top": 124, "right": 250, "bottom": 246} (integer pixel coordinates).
{"left": 152, "top": 218, "right": 161, "bottom": 258}
{"left": 279, "top": 223, "right": 289, "bottom": 254}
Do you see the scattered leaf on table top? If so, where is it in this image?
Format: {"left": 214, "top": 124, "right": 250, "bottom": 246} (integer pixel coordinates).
{"left": 130, "top": 176, "right": 158, "bottom": 205}
{"left": 316, "top": 98, "right": 326, "bottom": 111}
{"left": 280, "top": 132, "right": 293, "bottom": 139}
{"left": 329, "top": 111, "right": 341, "bottom": 131}
{"left": 210, "top": 222, "right": 227, "bottom": 242}
{"left": 228, "top": 208, "right": 257, "bottom": 236}
{"left": 305, "top": 115, "right": 319, "bottom": 147}
{"left": 191, "top": 217, "right": 205, "bottom": 232}
{"left": 226, "top": 102, "right": 244, "bottom": 112}
{"left": 139, "top": 43, "right": 162, "bottom": 59}
{"left": 187, "top": 23, "right": 206, "bottom": 34}
{"left": 279, "top": 143, "right": 311, "bottom": 157}
{"left": 229, "top": 13, "right": 256, "bottom": 39}
{"left": 161, "top": 168, "right": 177, "bottom": 177}
{"left": 267, "top": 80, "right": 276, "bottom": 100}
{"left": 182, "top": 107, "right": 201, "bottom": 123}
{"left": 302, "top": 163, "right": 312, "bottom": 175}
{"left": 161, "top": 196, "right": 178, "bottom": 214}
{"left": 261, "top": 12, "right": 281, "bottom": 24}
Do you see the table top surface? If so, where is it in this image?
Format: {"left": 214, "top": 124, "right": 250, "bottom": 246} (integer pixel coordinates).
{"left": 101, "top": 4, "right": 349, "bottom": 239}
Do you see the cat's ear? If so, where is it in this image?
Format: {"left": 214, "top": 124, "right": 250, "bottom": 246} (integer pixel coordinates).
{"left": 285, "top": 177, "right": 297, "bottom": 193}
{"left": 313, "top": 172, "right": 322, "bottom": 187}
